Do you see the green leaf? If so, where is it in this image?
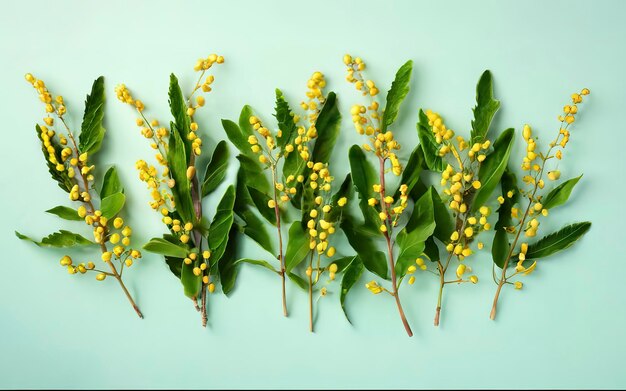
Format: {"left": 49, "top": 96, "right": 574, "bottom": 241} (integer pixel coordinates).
{"left": 494, "top": 168, "right": 519, "bottom": 231}
{"left": 284, "top": 221, "right": 310, "bottom": 273}
{"left": 247, "top": 186, "right": 276, "bottom": 225}
{"left": 542, "top": 175, "right": 582, "bottom": 210}
{"left": 288, "top": 272, "right": 309, "bottom": 291}
{"left": 423, "top": 237, "right": 440, "bottom": 263}
{"left": 238, "top": 208, "right": 275, "bottom": 254}
{"left": 164, "top": 256, "right": 183, "bottom": 279}
{"left": 472, "top": 128, "right": 515, "bottom": 212}
{"left": 36, "top": 125, "right": 73, "bottom": 192}
{"left": 526, "top": 222, "right": 591, "bottom": 259}
{"left": 492, "top": 228, "right": 510, "bottom": 269}
{"left": 274, "top": 89, "right": 297, "bottom": 149}
{"left": 417, "top": 110, "right": 445, "bottom": 172}
{"left": 238, "top": 105, "right": 256, "bottom": 138}
{"left": 78, "top": 76, "right": 106, "bottom": 154}
{"left": 45, "top": 206, "right": 83, "bottom": 221}
{"left": 143, "top": 237, "right": 189, "bottom": 258}
{"left": 326, "top": 174, "right": 352, "bottom": 224}
{"left": 396, "top": 189, "right": 436, "bottom": 276}
{"left": 311, "top": 91, "right": 341, "bottom": 163}
{"left": 167, "top": 122, "right": 195, "bottom": 224}
{"left": 235, "top": 258, "right": 279, "bottom": 274}
{"left": 202, "top": 141, "right": 230, "bottom": 197}
{"left": 168, "top": 74, "right": 192, "bottom": 159}
{"left": 208, "top": 186, "right": 236, "bottom": 263}
{"left": 100, "top": 166, "right": 123, "bottom": 199}
{"left": 218, "top": 226, "right": 240, "bottom": 295}
{"left": 382, "top": 60, "right": 413, "bottom": 133}
{"left": 15, "top": 230, "right": 95, "bottom": 247}
{"left": 348, "top": 145, "right": 380, "bottom": 230}
{"left": 394, "top": 146, "right": 424, "bottom": 199}
{"left": 222, "top": 119, "right": 254, "bottom": 159}
{"left": 341, "top": 216, "right": 388, "bottom": 279}
{"left": 470, "top": 70, "right": 501, "bottom": 144}
{"left": 331, "top": 256, "right": 356, "bottom": 273}
{"left": 101, "top": 193, "right": 125, "bottom": 219}
{"left": 340, "top": 256, "right": 363, "bottom": 324}
{"left": 181, "top": 260, "right": 201, "bottom": 299}
{"left": 236, "top": 154, "right": 269, "bottom": 193}
{"left": 431, "top": 189, "right": 454, "bottom": 242}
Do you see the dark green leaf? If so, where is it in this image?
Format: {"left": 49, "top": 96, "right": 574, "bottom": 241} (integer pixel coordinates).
{"left": 340, "top": 256, "right": 363, "bottom": 324}
{"left": 15, "top": 230, "right": 95, "bottom": 247}
{"left": 494, "top": 168, "right": 519, "bottom": 230}
{"left": 236, "top": 154, "right": 269, "bottom": 193}
{"left": 394, "top": 146, "right": 424, "bottom": 199}
{"left": 472, "top": 128, "right": 515, "bottom": 212}
{"left": 396, "top": 189, "right": 436, "bottom": 276}
{"left": 492, "top": 228, "right": 510, "bottom": 269}
{"left": 164, "top": 256, "right": 183, "bottom": 279}
{"left": 348, "top": 145, "right": 380, "bottom": 230}
{"left": 167, "top": 122, "right": 195, "bottom": 224}
{"left": 526, "top": 222, "right": 591, "bottom": 259}
{"left": 181, "top": 260, "right": 201, "bottom": 299}
{"left": 202, "top": 141, "right": 230, "bottom": 197}
{"left": 311, "top": 91, "right": 341, "bottom": 163}
{"left": 341, "top": 216, "right": 388, "bottom": 279}
{"left": 222, "top": 119, "right": 254, "bottom": 158}
{"left": 284, "top": 221, "right": 310, "bottom": 273}
{"left": 143, "top": 237, "right": 189, "bottom": 258}
{"left": 100, "top": 166, "right": 123, "bottom": 199}
{"left": 431, "top": 189, "right": 454, "bottom": 242}
{"left": 247, "top": 186, "right": 276, "bottom": 225}
{"left": 168, "top": 74, "right": 191, "bottom": 159}
{"left": 274, "top": 89, "right": 297, "bottom": 149}
{"left": 417, "top": 110, "right": 445, "bottom": 172}
{"left": 78, "top": 76, "right": 106, "bottom": 154}
{"left": 331, "top": 256, "right": 356, "bottom": 273}
{"left": 45, "top": 206, "right": 83, "bottom": 221}
{"left": 470, "top": 70, "right": 501, "bottom": 144}
{"left": 288, "top": 272, "right": 309, "bottom": 291}
{"left": 542, "top": 175, "right": 582, "bottom": 210}
{"left": 423, "top": 237, "right": 440, "bottom": 263}
{"left": 218, "top": 226, "right": 240, "bottom": 295}
{"left": 326, "top": 174, "right": 352, "bottom": 223}
{"left": 237, "top": 208, "right": 275, "bottom": 254}
{"left": 382, "top": 60, "right": 413, "bottom": 133}
{"left": 235, "top": 258, "right": 279, "bottom": 274}
{"left": 208, "top": 186, "right": 236, "bottom": 263}
{"left": 100, "top": 193, "right": 125, "bottom": 219}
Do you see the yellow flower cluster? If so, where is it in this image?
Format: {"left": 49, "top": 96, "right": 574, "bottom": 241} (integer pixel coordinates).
{"left": 443, "top": 204, "right": 491, "bottom": 261}
{"left": 344, "top": 55, "right": 403, "bottom": 176}
{"left": 25, "top": 73, "right": 67, "bottom": 127}
{"left": 187, "top": 250, "right": 215, "bottom": 290}
{"left": 304, "top": 163, "right": 339, "bottom": 257}
{"left": 159, "top": 209, "right": 195, "bottom": 244}
{"left": 367, "top": 183, "right": 409, "bottom": 232}
{"left": 136, "top": 159, "right": 173, "bottom": 211}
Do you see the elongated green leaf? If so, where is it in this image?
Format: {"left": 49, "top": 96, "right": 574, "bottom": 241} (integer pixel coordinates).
{"left": 331, "top": 256, "right": 355, "bottom": 274}
{"left": 382, "top": 60, "right": 413, "bottom": 133}
{"left": 78, "top": 76, "right": 106, "bottom": 154}
{"left": 348, "top": 145, "right": 380, "bottom": 230}
{"left": 431, "top": 189, "right": 454, "bottom": 242}
{"left": 168, "top": 123, "right": 195, "bottom": 224}
{"left": 288, "top": 272, "right": 308, "bottom": 291}
{"left": 326, "top": 174, "right": 352, "bottom": 224}
{"left": 235, "top": 258, "right": 279, "bottom": 274}
{"left": 393, "top": 146, "right": 424, "bottom": 199}
{"left": 417, "top": 110, "right": 445, "bottom": 172}
{"left": 209, "top": 186, "right": 236, "bottom": 263}
{"left": 236, "top": 154, "right": 269, "bottom": 193}
{"left": 274, "top": 89, "right": 297, "bottom": 149}
{"left": 164, "top": 256, "right": 183, "bottom": 279}
{"left": 247, "top": 186, "right": 276, "bottom": 225}
{"left": 311, "top": 91, "right": 341, "bottom": 163}
{"left": 45, "top": 206, "right": 83, "bottom": 221}
{"left": 222, "top": 119, "right": 254, "bottom": 158}
{"left": 396, "top": 189, "right": 436, "bottom": 276}
{"left": 238, "top": 208, "right": 275, "bottom": 254}
{"left": 100, "top": 166, "right": 123, "bottom": 199}
{"left": 36, "top": 125, "right": 73, "bottom": 192}
{"left": 15, "top": 230, "right": 94, "bottom": 247}
{"left": 543, "top": 175, "right": 582, "bottom": 210}
{"left": 472, "top": 128, "right": 515, "bottom": 212}
{"left": 218, "top": 226, "right": 240, "bottom": 295}
{"left": 470, "top": 70, "right": 501, "bottom": 144}
{"left": 101, "top": 193, "right": 125, "bottom": 219}
{"left": 341, "top": 216, "right": 388, "bottom": 279}
{"left": 492, "top": 228, "right": 510, "bottom": 269}
{"left": 495, "top": 168, "right": 519, "bottom": 230}
{"left": 423, "top": 237, "right": 440, "bottom": 263}
{"left": 168, "top": 74, "right": 191, "bottom": 159}
{"left": 202, "top": 141, "right": 230, "bottom": 197}
{"left": 238, "top": 105, "right": 256, "bottom": 138}
{"left": 181, "top": 260, "right": 201, "bottom": 299}
{"left": 526, "top": 222, "right": 591, "bottom": 259}
{"left": 285, "top": 221, "right": 310, "bottom": 273}
{"left": 340, "top": 256, "right": 363, "bottom": 324}
{"left": 143, "top": 237, "right": 189, "bottom": 258}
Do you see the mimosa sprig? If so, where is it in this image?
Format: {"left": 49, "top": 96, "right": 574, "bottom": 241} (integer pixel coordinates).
{"left": 489, "top": 88, "right": 591, "bottom": 320}
{"left": 17, "top": 74, "right": 143, "bottom": 318}
{"left": 116, "top": 55, "right": 235, "bottom": 327}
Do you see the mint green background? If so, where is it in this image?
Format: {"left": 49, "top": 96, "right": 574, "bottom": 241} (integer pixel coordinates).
{"left": 1, "top": 0, "right": 625, "bottom": 389}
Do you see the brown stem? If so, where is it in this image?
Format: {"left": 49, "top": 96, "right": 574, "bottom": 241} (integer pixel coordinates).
{"left": 271, "top": 166, "right": 287, "bottom": 317}
{"left": 201, "top": 284, "right": 208, "bottom": 327}
{"left": 378, "top": 157, "right": 412, "bottom": 336}
{"left": 100, "top": 243, "right": 143, "bottom": 319}
{"left": 434, "top": 262, "right": 445, "bottom": 326}
{"left": 308, "top": 271, "right": 314, "bottom": 333}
